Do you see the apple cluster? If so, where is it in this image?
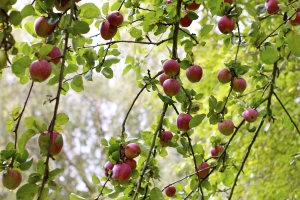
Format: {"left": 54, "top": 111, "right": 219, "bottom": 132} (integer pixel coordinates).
{"left": 100, "top": 11, "right": 124, "bottom": 40}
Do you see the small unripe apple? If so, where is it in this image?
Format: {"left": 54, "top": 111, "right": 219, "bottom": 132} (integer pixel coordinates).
{"left": 224, "top": 0, "right": 233, "bottom": 4}
{"left": 180, "top": 10, "right": 193, "bottom": 27}
{"left": 158, "top": 73, "right": 170, "bottom": 86}
{"left": 290, "top": 11, "right": 300, "bottom": 26}
{"left": 108, "top": 11, "right": 124, "bottom": 27}
{"left": 160, "top": 130, "right": 173, "bottom": 147}
{"left": 217, "top": 68, "right": 232, "bottom": 83}
{"left": 163, "top": 79, "right": 180, "bottom": 97}
{"left": 124, "top": 143, "right": 141, "bottom": 159}
{"left": 218, "top": 16, "right": 235, "bottom": 34}
{"left": 124, "top": 159, "right": 137, "bottom": 169}
{"left": 185, "top": 65, "right": 203, "bottom": 83}
{"left": 104, "top": 161, "right": 114, "bottom": 176}
{"left": 38, "top": 131, "right": 63, "bottom": 156}
{"left": 34, "top": 17, "right": 56, "bottom": 37}
{"left": 100, "top": 21, "right": 118, "bottom": 40}
{"left": 186, "top": 2, "right": 200, "bottom": 11}
{"left": 47, "top": 46, "right": 61, "bottom": 65}
{"left": 165, "top": 185, "right": 176, "bottom": 197}
{"left": 29, "top": 60, "right": 52, "bottom": 82}
{"left": 242, "top": 108, "right": 258, "bottom": 123}
{"left": 163, "top": 59, "right": 180, "bottom": 77}
{"left": 195, "top": 161, "right": 210, "bottom": 179}
{"left": 265, "top": 0, "right": 279, "bottom": 14}
{"left": 210, "top": 146, "right": 224, "bottom": 158}
{"left": 0, "top": 50, "right": 7, "bottom": 69}
{"left": 2, "top": 169, "right": 22, "bottom": 190}
{"left": 232, "top": 77, "right": 247, "bottom": 93}
{"left": 218, "top": 119, "right": 234, "bottom": 136}
{"left": 55, "top": 0, "right": 71, "bottom": 12}
{"left": 112, "top": 163, "right": 132, "bottom": 183}
{"left": 176, "top": 113, "right": 193, "bottom": 132}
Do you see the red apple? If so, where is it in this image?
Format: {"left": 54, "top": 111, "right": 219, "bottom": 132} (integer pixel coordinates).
{"left": 108, "top": 11, "right": 124, "bottom": 27}
{"left": 166, "top": 0, "right": 172, "bottom": 4}
{"left": 218, "top": 16, "right": 235, "bottom": 34}
{"left": 265, "top": 0, "right": 279, "bottom": 14}
{"left": 158, "top": 73, "right": 170, "bottom": 86}
{"left": 0, "top": 50, "right": 7, "bottom": 69}
{"left": 186, "top": 65, "right": 203, "bottom": 83}
{"left": 187, "top": 2, "right": 200, "bottom": 11}
{"left": 47, "top": 46, "right": 61, "bottom": 65}
{"left": 195, "top": 161, "right": 210, "bottom": 179}
{"left": 160, "top": 130, "right": 173, "bottom": 147}
{"left": 2, "top": 169, "right": 22, "bottom": 190}
{"left": 210, "top": 146, "right": 224, "bottom": 158}
{"left": 124, "top": 159, "right": 137, "bottom": 169}
{"left": 232, "top": 77, "right": 247, "bottom": 92}
{"left": 34, "top": 17, "right": 56, "bottom": 37}
{"left": 242, "top": 108, "right": 258, "bottom": 123}
{"left": 180, "top": 10, "right": 193, "bottom": 27}
{"left": 217, "top": 68, "right": 232, "bottom": 83}
{"left": 55, "top": 0, "right": 71, "bottom": 12}
{"left": 176, "top": 113, "right": 193, "bottom": 132}
{"left": 112, "top": 163, "right": 132, "bottom": 183}
{"left": 163, "top": 59, "right": 180, "bottom": 77}
{"left": 124, "top": 143, "right": 141, "bottom": 159}
{"left": 104, "top": 161, "right": 114, "bottom": 176}
{"left": 38, "top": 131, "right": 63, "bottom": 156}
{"left": 290, "top": 11, "right": 300, "bottom": 26}
{"left": 100, "top": 21, "right": 118, "bottom": 40}
{"left": 163, "top": 78, "right": 181, "bottom": 97}
{"left": 29, "top": 60, "right": 52, "bottom": 82}
{"left": 218, "top": 119, "right": 234, "bottom": 136}
{"left": 165, "top": 185, "right": 176, "bottom": 197}
{"left": 224, "top": 0, "right": 233, "bottom": 4}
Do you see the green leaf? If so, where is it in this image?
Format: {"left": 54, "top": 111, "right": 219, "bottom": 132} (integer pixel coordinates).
{"left": 221, "top": 168, "right": 235, "bottom": 187}
{"left": 244, "top": 3, "right": 257, "bottom": 17}
{"left": 101, "top": 138, "right": 109, "bottom": 146}
{"left": 188, "top": 11, "right": 198, "bottom": 20}
{"left": 9, "top": 11, "right": 23, "bottom": 26}
{"left": 0, "top": 149, "right": 17, "bottom": 160}
{"left": 102, "top": 2, "right": 109, "bottom": 16}
{"left": 15, "top": 150, "right": 29, "bottom": 163}
{"left": 70, "top": 193, "right": 86, "bottom": 200}
{"left": 189, "top": 114, "right": 206, "bottom": 128}
{"left": 92, "top": 173, "right": 100, "bottom": 184}
{"left": 37, "top": 160, "right": 46, "bottom": 174}
{"left": 16, "top": 183, "right": 39, "bottom": 200}
{"left": 102, "top": 67, "right": 114, "bottom": 79}
{"left": 149, "top": 187, "right": 164, "bottom": 200}
{"left": 260, "top": 45, "right": 278, "bottom": 64}
{"left": 28, "top": 173, "right": 42, "bottom": 184}
{"left": 56, "top": 113, "right": 69, "bottom": 125}
{"left": 157, "top": 92, "right": 176, "bottom": 104}
{"left": 11, "top": 56, "right": 32, "bottom": 76}
{"left": 39, "top": 44, "right": 54, "bottom": 57}
{"left": 21, "top": 4, "right": 35, "bottom": 18}
{"left": 19, "top": 157, "right": 33, "bottom": 171}
{"left": 49, "top": 168, "right": 64, "bottom": 178}
{"left": 71, "top": 75, "right": 84, "bottom": 92}
{"left": 79, "top": 3, "right": 100, "bottom": 19}
{"left": 200, "top": 25, "right": 213, "bottom": 36}
{"left": 71, "top": 21, "right": 90, "bottom": 35}
{"left": 286, "top": 32, "right": 300, "bottom": 57}
{"left": 209, "top": 95, "right": 217, "bottom": 109}
{"left": 129, "top": 28, "right": 142, "bottom": 38}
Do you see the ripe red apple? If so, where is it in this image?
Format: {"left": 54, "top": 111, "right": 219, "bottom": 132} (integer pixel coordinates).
{"left": 0, "top": 50, "right": 7, "bottom": 69}
{"left": 166, "top": 0, "right": 172, "bottom": 4}
{"left": 210, "top": 146, "right": 224, "bottom": 158}
{"left": 124, "top": 143, "right": 141, "bottom": 159}
{"left": 165, "top": 185, "right": 176, "bottom": 197}
{"left": 242, "top": 108, "right": 258, "bottom": 123}
{"left": 104, "top": 161, "right": 114, "bottom": 176}
{"left": 163, "top": 59, "right": 180, "bottom": 77}
{"left": 124, "top": 159, "right": 137, "bottom": 169}
{"left": 47, "top": 46, "right": 61, "bottom": 65}
{"left": 186, "top": 2, "right": 200, "bottom": 11}
{"left": 55, "top": 0, "right": 71, "bottom": 12}
{"left": 195, "top": 161, "right": 210, "bottom": 179}
{"left": 232, "top": 77, "right": 247, "bottom": 93}
{"left": 265, "top": 0, "right": 279, "bottom": 14}
{"left": 218, "top": 16, "right": 235, "bottom": 34}
{"left": 38, "top": 131, "right": 63, "bottom": 156}
{"left": 108, "top": 11, "right": 124, "bottom": 27}
{"left": 218, "top": 119, "right": 234, "bottom": 136}
{"left": 2, "top": 169, "right": 22, "bottom": 190}
{"left": 224, "top": 0, "right": 233, "bottom": 4}
{"left": 185, "top": 65, "right": 203, "bottom": 83}
{"left": 160, "top": 130, "right": 173, "bottom": 147}
{"left": 290, "top": 11, "right": 300, "bottom": 26}
{"left": 29, "top": 60, "right": 52, "bottom": 82}
{"left": 176, "top": 113, "right": 193, "bottom": 132}
{"left": 158, "top": 73, "right": 170, "bottom": 86}
{"left": 163, "top": 79, "right": 181, "bottom": 97}
{"left": 112, "top": 163, "right": 132, "bottom": 183}
{"left": 180, "top": 10, "right": 193, "bottom": 27}
{"left": 100, "top": 21, "right": 118, "bottom": 40}
{"left": 217, "top": 68, "right": 232, "bottom": 83}
{"left": 34, "top": 17, "right": 56, "bottom": 37}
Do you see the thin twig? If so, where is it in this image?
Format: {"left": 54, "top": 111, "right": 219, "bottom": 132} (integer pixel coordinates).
{"left": 94, "top": 174, "right": 112, "bottom": 200}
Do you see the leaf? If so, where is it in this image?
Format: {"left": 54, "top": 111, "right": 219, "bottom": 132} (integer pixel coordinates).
{"left": 200, "top": 25, "right": 213, "bottom": 36}
{"left": 70, "top": 193, "right": 86, "bottom": 200}
{"left": 149, "top": 187, "right": 164, "bottom": 200}
{"left": 19, "top": 157, "right": 33, "bottom": 171}
{"left": 56, "top": 113, "right": 69, "bottom": 125}
{"left": 79, "top": 3, "right": 100, "bottom": 19}
{"left": 92, "top": 173, "right": 100, "bottom": 184}
{"left": 244, "top": 3, "right": 257, "bottom": 17}
{"left": 157, "top": 92, "right": 176, "bottom": 104}
{"left": 189, "top": 114, "right": 206, "bottom": 128}
{"left": 0, "top": 149, "right": 17, "bottom": 160}
{"left": 71, "top": 21, "right": 90, "bottom": 35}
{"left": 49, "top": 168, "right": 64, "bottom": 178}
{"left": 16, "top": 183, "right": 39, "bottom": 200}
{"left": 102, "top": 67, "right": 114, "bottom": 79}
{"left": 209, "top": 95, "right": 217, "bottom": 109}
{"left": 260, "top": 45, "right": 278, "bottom": 64}
{"left": 102, "top": 2, "right": 109, "bottom": 16}
{"left": 21, "top": 4, "right": 35, "bottom": 18}
{"left": 188, "top": 11, "right": 199, "bottom": 20}
{"left": 84, "top": 70, "right": 93, "bottom": 81}
{"left": 9, "top": 11, "right": 23, "bottom": 26}
{"left": 28, "top": 173, "right": 42, "bottom": 184}
{"left": 11, "top": 56, "right": 32, "bottom": 75}
{"left": 286, "top": 32, "right": 300, "bottom": 56}
{"left": 129, "top": 28, "right": 142, "bottom": 38}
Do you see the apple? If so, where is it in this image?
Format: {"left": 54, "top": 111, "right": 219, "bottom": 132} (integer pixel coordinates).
{"left": 166, "top": 0, "right": 172, "bottom": 4}
{"left": 158, "top": 73, "right": 170, "bottom": 86}
{"left": 186, "top": 65, "right": 203, "bottom": 83}
{"left": 47, "top": 46, "right": 61, "bottom": 65}
{"left": 29, "top": 60, "right": 52, "bottom": 82}
{"left": 163, "top": 59, "right": 180, "bottom": 77}
{"left": 176, "top": 113, "right": 193, "bottom": 132}
{"left": 104, "top": 161, "right": 114, "bottom": 176}
{"left": 187, "top": 2, "right": 200, "bottom": 11}
{"left": 34, "top": 17, "right": 56, "bottom": 38}
{"left": 224, "top": 0, "right": 233, "bottom": 4}
{"left": 217, "top": 68, "right": 232, "bottom": 83}
{"left": 242, "top": 108, "right": 258, "bottom": 123}
{"left": 2, "top": 169, "right": 22, "bottom": 190}
{"left": 165, "top": 185, "right": 176, "bottom": 197}
{"left": 112, "top": 163, "right": 132, "bottom": 183}
{"left": 108, "top": 11, "right": 124, "bottom": 27}
{"left": 55, "top": 0, "right": 71, "bottom": 12}
{"left": 124, "top": 159, "right": 137, "bottom": 169}
{"left": 0, "top": 50, "right": 7, "bottom": 69}
{"left": 290, "top": 11, "right": 300, "bottom": 26}
{"left": 160, "top": 130, "right": 173, "bottom": 147}
{"left": 232, "top": 77, "right": 247, "bottom": 93}
{"left": 195, "top": 161, "right": 210, "bottom": 179}
{"left": 218, "top": 16, "right": 235, "bottom": 34}
{"left": 210, "top": 146, "right": 224, "bottom": 158}
{"left": 100, "top": 21, "right": 118, "bottom": 40}
{"left": 163, "top": 78, "right": 181, "bottom": 97}
{"left": 218, "top": 119, "right": 234, "bottom": 136}
{"left": 38, "top": 131, "right": 63, "bottom": 156}
{"left": 180, "top": 10, "right": 193, "bottom": 27}
{"left": 124, "top": 143, "right": 141, "bottom": 159}
{"left": 265, "top": 0, "right": 279, "bottom": 14}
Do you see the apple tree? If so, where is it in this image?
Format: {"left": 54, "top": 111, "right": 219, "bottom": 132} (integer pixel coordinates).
{"left": 0, "top": 0, "right": 300, "bottom": 199}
